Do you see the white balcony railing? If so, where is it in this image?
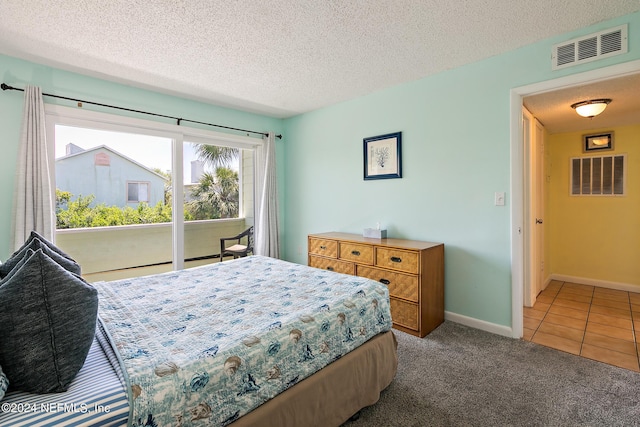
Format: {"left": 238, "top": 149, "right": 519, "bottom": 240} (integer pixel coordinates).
{"left": 56, "top": 218, "right": 249, "bottom": 282}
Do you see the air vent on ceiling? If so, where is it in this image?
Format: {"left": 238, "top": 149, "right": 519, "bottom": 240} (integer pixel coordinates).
{"left": 552, "top": 24, "right": 627, "bottom": 70}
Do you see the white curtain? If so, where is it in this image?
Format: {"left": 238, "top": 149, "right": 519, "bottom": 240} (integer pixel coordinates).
{"left": 254, "top": 132, "right": 280, "bottom": 258}
{"left": 11, "top": 85, "right": 54, "bottom": 250}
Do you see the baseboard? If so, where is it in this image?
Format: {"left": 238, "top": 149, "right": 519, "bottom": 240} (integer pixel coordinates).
{"left": 455, "top": 274, "right": 639, "bottom": 340}
{"left": 549, "top": 274, "right": 640, "bottom": 293}
{"left": 445, "top": 311, "right": 512, "bottom": 338}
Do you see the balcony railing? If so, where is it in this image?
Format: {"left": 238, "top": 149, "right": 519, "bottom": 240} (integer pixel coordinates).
{"left": 56, "top": 218, "right": 249, "bottom": 282}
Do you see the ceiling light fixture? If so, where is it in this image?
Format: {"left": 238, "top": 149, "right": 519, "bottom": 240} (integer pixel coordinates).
{"left": 570, "top": 99, "right": 611, "bottom": 118}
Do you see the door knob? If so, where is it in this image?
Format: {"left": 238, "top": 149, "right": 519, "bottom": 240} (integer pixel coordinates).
{"left": 535, "top": 218, "right": 543, "bottom": 224}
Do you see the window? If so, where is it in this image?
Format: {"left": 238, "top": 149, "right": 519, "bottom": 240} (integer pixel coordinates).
{"left": 53, "top": 126, "right": 172, "bottom": 222}
{"left": 571, "top": 154, "right": 626, "bottom": 196}
{"left": 46, "top": 104, "right": 262, "bottom": 279}
{"left": 127, "top": 182, "right": 150, "bottom": 203}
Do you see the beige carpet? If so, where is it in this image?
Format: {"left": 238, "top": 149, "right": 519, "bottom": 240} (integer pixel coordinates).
{"left": 347, "top": 321, "right": 640, "bottom": 426}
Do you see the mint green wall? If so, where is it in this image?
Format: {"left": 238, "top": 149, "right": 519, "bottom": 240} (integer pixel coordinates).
{"left": 282, "top": 12, "right": 640, "bottom": 327}
{"left": 0, "top": 54, "right": 284, "bottom": 261}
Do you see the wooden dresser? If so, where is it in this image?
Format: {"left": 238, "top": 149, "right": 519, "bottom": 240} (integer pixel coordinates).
{"left": 308, "top": 232, "right": 444, "bottom": 337}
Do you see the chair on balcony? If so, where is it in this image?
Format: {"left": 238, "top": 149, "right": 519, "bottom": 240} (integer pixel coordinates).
{"left": 220, "top": 226, "right": 254, "bottom": 261}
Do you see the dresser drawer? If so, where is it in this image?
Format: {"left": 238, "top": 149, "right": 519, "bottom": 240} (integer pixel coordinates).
{"left": 308, "top": 237, "right": 338, "bottom": 258}
{"left": 309, "top": 255, "right": 355, "bottom": 275}
{"left": 339, "top": 242, "right": 374, "bottom": 264}
{"left": 376, "top": 247, "right": 419, "bottom": 274}
{"left": 389, "top": 298, "right": 419, "bottom": 331}
{"left": 356, "top": 265, "right": 418, "bottom": 302}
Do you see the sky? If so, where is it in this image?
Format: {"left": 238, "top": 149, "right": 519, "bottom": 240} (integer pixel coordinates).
{"left": 55, "top": 125, "right": 238, "bottom": 183}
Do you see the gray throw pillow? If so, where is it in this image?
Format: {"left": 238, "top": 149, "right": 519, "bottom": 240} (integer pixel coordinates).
{"left": 1, "top": 248, "right": 35, "bottom": 283}
{"left": 0, "top": 249, "right": 98, "bottom": 393}
{"left": 0, "top": 233, "right": 80, "bottom": 278}
{"left": 28, "top": 230, "right": 73, "bottom": 261}
{"left": 19, "top": 231, "right": 74, "bottom": 261}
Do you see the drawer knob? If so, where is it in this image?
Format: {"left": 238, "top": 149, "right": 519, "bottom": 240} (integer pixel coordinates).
{"left": 320, "top": 245, "right": 327, "bottom": 250}
{"left": 327, "top": 266, "right": 334, "bottom": 271}
{"left": 390, "top": 256, "right": 402, "bottom": 263}
{"left": 379, "top": 278, "right": 390, "bottom": 285}
{"left": 351, "top": 250, "right": 361, "bottom": 256}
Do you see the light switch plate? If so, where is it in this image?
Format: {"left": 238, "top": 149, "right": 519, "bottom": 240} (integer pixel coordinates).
{"left": 494, "top": 192, "right": 505, "bottom": 206}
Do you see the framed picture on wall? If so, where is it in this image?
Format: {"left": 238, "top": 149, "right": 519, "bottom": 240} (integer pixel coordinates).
{"left": 363, "top": 132, "right": 402, "bottom": 180}
{"left": 584, "top": 132, "right": 614, "bottom": 152}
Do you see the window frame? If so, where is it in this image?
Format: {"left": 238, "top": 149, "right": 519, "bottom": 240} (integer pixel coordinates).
{"left": 126, "top": 181, "right": 151, "bottom": 203}
{"left": 45, "top": 104, "right": 263, "bottom": 270}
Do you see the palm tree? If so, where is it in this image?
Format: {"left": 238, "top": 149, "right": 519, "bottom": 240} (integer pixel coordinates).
{"left": 211, "top": 167, "right": 240, "bottom": 218}
{"left": 188, "top": 144, "right": 241, "bottom": 220}
{"left": 187, "top": 167, "right": 239, "bottom": 219}
{"left": 195, "top": 145, "right": 239, "bottom": 169}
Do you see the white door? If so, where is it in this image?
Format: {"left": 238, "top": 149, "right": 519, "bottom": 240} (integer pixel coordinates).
{"left": 522, "top": 108, "right": 545, "bottom": 307}
{"left": 532, "top": 119, "right": 545, "bottom": 299}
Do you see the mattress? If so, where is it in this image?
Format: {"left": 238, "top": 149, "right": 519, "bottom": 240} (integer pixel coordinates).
{"left": 93, "top": 255, "right": 393, "bottom": 426}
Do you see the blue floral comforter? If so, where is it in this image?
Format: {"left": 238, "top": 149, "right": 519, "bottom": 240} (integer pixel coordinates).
{"left": 93, "top": 255, "right": 392, "bottom": 427}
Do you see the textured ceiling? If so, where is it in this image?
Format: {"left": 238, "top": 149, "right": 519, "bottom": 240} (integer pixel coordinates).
{"left": 0, "top": 1, "right": 639, "bottom": 118}
{"left": 524, "top": 72, "right": 640, "bottom": 134}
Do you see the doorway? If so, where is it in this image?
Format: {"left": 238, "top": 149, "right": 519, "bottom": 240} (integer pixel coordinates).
{"left": 510, "top": 59, "right": 640, "bottom": 339}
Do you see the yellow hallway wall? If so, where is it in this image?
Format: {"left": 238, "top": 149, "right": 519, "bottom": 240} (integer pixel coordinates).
{"left": 547, "top": 124, "right": 640, "bottom": 288}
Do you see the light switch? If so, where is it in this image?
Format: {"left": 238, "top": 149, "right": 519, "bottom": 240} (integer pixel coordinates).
{"left": 494, "top": 192, "right": 505, "bottom": 206}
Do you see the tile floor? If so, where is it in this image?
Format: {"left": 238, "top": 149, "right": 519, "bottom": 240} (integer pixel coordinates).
{"left": 523, "top": 280, "right": 640, "bottom": 372}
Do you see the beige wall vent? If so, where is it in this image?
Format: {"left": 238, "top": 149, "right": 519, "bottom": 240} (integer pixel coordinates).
{"left": 552, "top": 24, "right": 627, "bottom": 70}
{"left": 571, "top": 154, "right": 626, "bottom": 196}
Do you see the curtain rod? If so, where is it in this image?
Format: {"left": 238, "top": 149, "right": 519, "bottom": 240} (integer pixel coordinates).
{"left": 1, "top": 83, "right": 282, "bottom": 139}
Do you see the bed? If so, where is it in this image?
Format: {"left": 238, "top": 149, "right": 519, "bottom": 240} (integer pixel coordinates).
{"left": 0, "top": 254, "right": 397, "bottom": 427}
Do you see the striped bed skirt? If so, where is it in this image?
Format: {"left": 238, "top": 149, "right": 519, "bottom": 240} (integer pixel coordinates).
{"left": 0, "top": 328, "right": 129, "bottom": 427}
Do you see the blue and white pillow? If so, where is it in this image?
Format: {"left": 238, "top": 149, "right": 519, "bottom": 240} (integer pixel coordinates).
{"left": 0, "top": 365, "right": 8, "bottom": 401}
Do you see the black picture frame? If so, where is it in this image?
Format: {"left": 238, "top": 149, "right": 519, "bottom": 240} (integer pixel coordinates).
{"left": 363, "top": 132, "right": 402, "bottom": 180}
{"left": 584, "top": 132, "right": 614, "bottom": 152}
